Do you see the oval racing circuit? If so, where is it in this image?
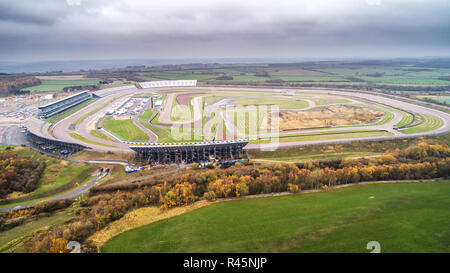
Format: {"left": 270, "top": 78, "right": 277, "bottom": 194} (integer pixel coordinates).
{"left": 47, "top": 85, "right": 449, "bottom": 152}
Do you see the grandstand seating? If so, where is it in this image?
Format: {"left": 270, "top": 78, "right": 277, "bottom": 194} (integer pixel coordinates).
{"left": 38, "top": 91, "right": 91, "bottom": 118}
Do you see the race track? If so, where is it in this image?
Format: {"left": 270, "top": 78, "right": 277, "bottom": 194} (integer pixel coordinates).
{"left": 49, "top": 86, "right": 450, "bottom": 152}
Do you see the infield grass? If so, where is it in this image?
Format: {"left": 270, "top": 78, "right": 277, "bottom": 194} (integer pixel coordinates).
{"left": 90, "top": 130, "right": 115, "bottom": 142}
{"left": 399, "top": 114, "right": 444, "bottom": 134}
{"left": 103, "top": 117, "right": 149, "bottom": 142}
{"left": 252, "top": 130, "right": 393, "bottom": 144}
{"left": 69, "top": 132, "right": 117, "bottom": 147}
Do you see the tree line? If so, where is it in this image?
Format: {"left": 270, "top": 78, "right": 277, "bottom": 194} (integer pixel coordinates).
{"left": 7, "top": 141, "right": 450, "bottom": 252}
{"left": 0, "top": 149, "right": 46, "bottom": 200}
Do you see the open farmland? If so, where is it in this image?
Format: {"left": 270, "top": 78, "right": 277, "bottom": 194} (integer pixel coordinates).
{"left": 133, "top": 65, "right": 450, "bottom": 90}
{"left": 21, "top": 79, "right": 100, "bottom": 92}
{"left": 103, "top": 181, "right": 450, "bottom": 253}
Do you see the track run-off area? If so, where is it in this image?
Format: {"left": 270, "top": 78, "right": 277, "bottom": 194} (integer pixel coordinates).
{"left": 50, "top": 86, "right": 450, "bottom": 152}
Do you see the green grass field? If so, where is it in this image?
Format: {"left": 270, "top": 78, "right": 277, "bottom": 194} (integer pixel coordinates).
{"left": 90, "top": 130, "right": 115, "bottom": 142}
{"left": 234, "top": 97, "right": 309, "bottom": 109}
{"left": 138, "top": 120, "right": 203, "bottom": 143}
{"left": 135, "top": 67, "right": 450, "bottom": 88}
{"left": 309, "top": 96, "right": 351, "bottom": 105}
{"left": 103, "top": 117, "right": 149, "bottom": 142}
{"left": 227, "top": 108, "right": 269, "bottom": 135}
{"left": 69, "top": 132, "right": 116, "bottom": 147}
{"left": 370, "top": 104, "right": 395, "bottom": 125}
{"left": 371, "top": 104, "right": 414, "bottom": 128}
{"left": 399, "top": 114, "right": 444, "bottom": 134}
{"left": 21, "top": 79, "right": 100, "bottom": 92}
{"left": 103, "top": 181, "right": 450, "bottom": 253}
{"left": 138, "top": 120, "right": 171, "bottom": 142}
{"left": 138, "top": 108, "right": 155, "bottom": 119}
{"left": 395, "top": 111, "right": 415, "bottom": 128}
{"left": 317, "top": 68, "right": 450, "bottom": 86}
{"left": 252, "top": 130, "right": 393, "bottom": 144}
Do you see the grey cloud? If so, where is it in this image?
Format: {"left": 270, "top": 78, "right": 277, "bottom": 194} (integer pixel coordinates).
{"left": 0, "top": 0, "right": 71, "bottom": 25}
{"left": 0, "top": 0, "right": 449, "bottom": 62}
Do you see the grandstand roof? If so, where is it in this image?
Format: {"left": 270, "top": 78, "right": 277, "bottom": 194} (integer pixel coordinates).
{"left": 39, "top": 91, "right": 90, "bottom": 109}
{"left": 138, "top": 80, "right": 197, "bottom": 89}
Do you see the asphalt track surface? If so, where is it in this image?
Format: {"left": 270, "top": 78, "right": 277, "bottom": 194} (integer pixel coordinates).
{"left": 133, "top": 115, "right": 158, "bottom": 143}
{"left": 49, "top": 87, "right": 450, "bottom": 152}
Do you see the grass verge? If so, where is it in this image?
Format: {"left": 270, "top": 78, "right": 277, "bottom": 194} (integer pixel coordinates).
{"left": 90, "top": 130, "right": 115, "bottom": 142}
{"left": 69, "top": 133, "right": 116, "bottom": 147}
{"left": 399, "top": 114, "right": 444, "bottom": 134}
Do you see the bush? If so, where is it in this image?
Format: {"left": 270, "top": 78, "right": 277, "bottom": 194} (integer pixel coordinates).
{"left": 33, "top": 199, "right": 73, "bottom": 214}
{"left": 287, "top": 183, "right": 300, "bottom": 193}
{"left": 203, "top": 191, "right": 216, "bottom": 201}
{"left": 0, "top": 150, "right": 46, "bottom": 199}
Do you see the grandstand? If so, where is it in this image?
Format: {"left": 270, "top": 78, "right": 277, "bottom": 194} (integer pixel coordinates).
{"left": 25, "top": 118, "right": 87, "bottom": 153}
{"left": 130, "top": 139, "right": 248, "bottom": 163}
{"left": 138, "top": 80, "right": 197, "bottom": 89}
{"left": 92, "top": 85, "right": 138, "bottom": 98}
{"left": 38, "top": 91, "right": 91, "bottom": 119}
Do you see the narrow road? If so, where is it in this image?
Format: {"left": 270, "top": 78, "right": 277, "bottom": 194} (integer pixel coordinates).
{"left": 0, "top": 175, "right": 105, "bottom": 213}
{"left": 99, "top": 166, "right": 183, "bottom": 188}
{"left": 0, "top": 166, "right": 185, "bottom": 212}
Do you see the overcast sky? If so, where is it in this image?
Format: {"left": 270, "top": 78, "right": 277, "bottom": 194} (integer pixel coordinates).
{"left": 0, "top": 0, "right": 449, "bottom": 62}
